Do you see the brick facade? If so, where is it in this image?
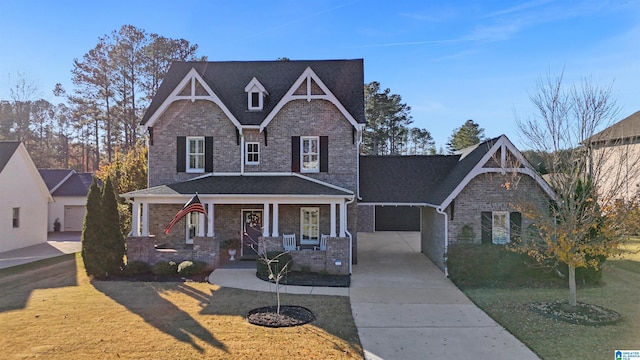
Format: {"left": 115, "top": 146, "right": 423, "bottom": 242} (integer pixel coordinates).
{"left": 260, "top": 236, "right": 350, "bottom": 275}
{"left": 126, "top": 236, "right": 220, "bottom": 270}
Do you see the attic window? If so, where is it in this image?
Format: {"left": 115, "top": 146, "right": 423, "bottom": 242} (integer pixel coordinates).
{"left": 245, "top": 77, "right": 268, "bottom": 111}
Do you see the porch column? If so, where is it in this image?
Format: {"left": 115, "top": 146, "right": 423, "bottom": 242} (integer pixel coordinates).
{"left": 262, "top": 203, "right": 270, "bottom": 237}
{"left": 198, "top": 212, "right": 205, "bottom": 237}
{"left": 132, "top": 201, "right": 141, "bottom": 236}
{"left": 272, "top": 203, "right": 279, "bottom": 237}
{"left": 207, "top": 203, "right": 215, "bottom": 237}
{"left": 141, "top": 202, "right": 149, "bottom": 236}
{"left": 339, "top": 201, "right": 346, "bottom": 237}
{"left": 330, "top": 202, "right": 337, "bottom": 237}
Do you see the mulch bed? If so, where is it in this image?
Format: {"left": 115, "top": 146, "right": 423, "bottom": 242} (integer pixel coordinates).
{"left": 99, "top": 272, "right": 209, "bottom": 283}
{"left": 256, "top": 271, "right": 350, "bottom": 287}
{"left": 246, "top": 305, "right": 315, "bottom": 327}
{"left": 529, "top": 301, "right": 621, "bottom": 325}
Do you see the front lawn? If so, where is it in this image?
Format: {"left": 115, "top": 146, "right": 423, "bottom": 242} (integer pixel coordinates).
{"left": 458, "top": 238, "right": 640, "bottom": 360}
{"left": 0, "top": 253, "right": 362, "bottom": 359}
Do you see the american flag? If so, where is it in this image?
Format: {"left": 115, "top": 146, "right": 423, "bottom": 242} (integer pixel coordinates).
{"left": 163, "top": 194, "right": 207, "bottom": 234}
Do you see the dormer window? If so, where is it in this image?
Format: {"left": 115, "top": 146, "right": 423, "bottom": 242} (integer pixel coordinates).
{"left": 244, "top": 77, "right": 268, "bottom": 111}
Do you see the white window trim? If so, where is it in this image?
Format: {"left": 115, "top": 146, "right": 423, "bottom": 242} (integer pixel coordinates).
{"left": 492, "top": 211, "right": 510, "bottom": 245}
{"left": 186, "top": 136, "right": 205, "bottom": 173}
{"left": 301, "top": 136, "right": 319, "bottom": 173}
{"left": 186, "top": 212, "right": 198, "bottom": 244}
{"left": 245, "top": 142, "right": 260, "bottom": 165}
{"left": 300, "top": 207, "right": 320, "bottom": 245}
{"left": 248, "top": 91, "right": 262, "bottom": 110}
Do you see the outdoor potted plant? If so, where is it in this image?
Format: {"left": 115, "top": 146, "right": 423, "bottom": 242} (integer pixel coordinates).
{"left": 221, "top": 238, "right": 241, "bottom": 261}
{"left": 53, "top": 218, "right": 61, "bottom": 232}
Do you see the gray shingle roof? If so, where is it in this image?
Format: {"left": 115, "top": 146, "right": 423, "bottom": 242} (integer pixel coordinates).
{"left": 53, "top": 172, "right": 93, "bottom": 197}
{"left": 358, "top": 137, "right": 501, "bottom": 206}
{"left": 38, "top": 169, "right": 74, "bottom": 190}
{"left": 0, "top": 142, "right": 20, "bottom": 173}
{"left": 359, "top": 155, "right": 460, "bottom": 203}
{"left": 141, "top": 59, "right": 365, "bottom": 126}
{"left": 123, "top": 175, "right": 353, "bottom": 197}
{"left": 588, "top": 110, "right": 640, "bottom": 143}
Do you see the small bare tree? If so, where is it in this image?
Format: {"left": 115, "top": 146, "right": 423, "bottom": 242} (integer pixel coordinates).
{"left": 243, "top": 221, "right": 292, "bottom": 315}
{"left": 514, "top": 69, "right": 640, "bottom": 307}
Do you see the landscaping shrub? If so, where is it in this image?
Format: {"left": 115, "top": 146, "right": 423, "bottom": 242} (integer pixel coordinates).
{"left": 257, "top": 251, "right": 293, "bottom": 279}
{"left": 123, "top": 260, "right": 150, "bottom": 276}
{"left": 447, "top": 243, "right": 565, "bottom": 288}
{"left": 152, "top": 261, "right": 178, "bottom": 276}
{"left": 177, "top": 260, "right": 207, "bottom": 276}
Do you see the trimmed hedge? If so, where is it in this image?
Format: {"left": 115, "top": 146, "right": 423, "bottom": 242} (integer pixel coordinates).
{"left": 177, "top": 260, "right": 207, "bottom": 276}
{"left": 123, "top": 260, "right": 151, "bottom": 276}
{"left": 152, "top": 261, "right": 178, "bottom": 276}
{"left": 447, "top": 243, "right": 603, "bottom": 288}
{"left": 257, "top": 251, "right": 293, "bottom": 279}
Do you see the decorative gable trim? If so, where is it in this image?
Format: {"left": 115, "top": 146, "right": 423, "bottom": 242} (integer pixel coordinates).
{"left": 438, "top": 135, "right": 555, "bottom": 210}
{"left": 143, "top": 68, "right": 242, "bottom": 130}
{"left": 260, "top": 67, "right": 363, "bottom": 131}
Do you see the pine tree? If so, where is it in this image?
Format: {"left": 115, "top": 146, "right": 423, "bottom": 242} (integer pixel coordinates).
{"left": 100, "top": 177, "right": 125, "bottom": 275}
{"left": 81, "top": 177, "right": 103, "bottom": 277}
{"left": 447, "top": 119, "right": 485, "bottom": 153}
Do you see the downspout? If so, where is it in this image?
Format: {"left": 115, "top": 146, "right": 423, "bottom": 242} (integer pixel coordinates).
{"left": 240, "top": 130, "right": 245, "bottom": 175}
{"left": 356, "top": 128, "right": 363, "bottom": 200}
{"left": 436, "top": 207, "right": 449, "bottom": 277}
{"left": 345, "top": 196, "right": 355, "bottom": 274}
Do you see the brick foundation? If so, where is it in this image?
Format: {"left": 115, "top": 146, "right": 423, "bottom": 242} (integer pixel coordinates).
{"left": 259, "top": 236, "right": 350, "bottom": 275}
{"left": 126, "top": 236, "right": 220, "bottom": 270}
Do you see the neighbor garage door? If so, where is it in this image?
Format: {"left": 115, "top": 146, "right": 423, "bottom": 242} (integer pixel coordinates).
{"left": 64, "top": 205, "right": 86, "bottom": 231}
{"left": 375, "top": 206, "right": 420, "bottom": 231}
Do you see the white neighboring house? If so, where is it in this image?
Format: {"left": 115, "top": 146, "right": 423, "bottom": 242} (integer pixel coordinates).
{"left": 0, "top": 142, "right": 52, "bottom": 253}
{"left": 38, "top": 169, "right": 94, "bottom": 232}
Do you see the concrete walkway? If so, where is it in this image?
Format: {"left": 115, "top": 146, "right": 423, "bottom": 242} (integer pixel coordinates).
{"left": 0, "top": 232, "right": 81, "bottom": 269}
{"left": 351, "top": 232, "right": 538, "bottom": 360}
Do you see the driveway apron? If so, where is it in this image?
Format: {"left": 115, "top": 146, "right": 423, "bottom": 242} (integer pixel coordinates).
{"left": 350, "top": 232, "right": 538, "bottom": 360}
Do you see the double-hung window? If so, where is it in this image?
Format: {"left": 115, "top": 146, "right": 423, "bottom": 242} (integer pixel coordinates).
{"left": 492, "top": 211, "right": 509, "bottom": 244}
{"left": 12, "top": 207, "right": 19, "bottom": 228}
{"left": 301, "top": 136, "right": 319, "bottom": 173}
{"left": 246, "top": 142, "right": 259, "bottom": 165}
{"left": 301, "top": 207, "right": 320, "bottom": 244}
{"left": 187, "top": 136, "right": 205, "bottom": 173}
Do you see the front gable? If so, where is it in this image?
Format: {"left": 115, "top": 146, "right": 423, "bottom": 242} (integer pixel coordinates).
{"left": 143, "top": 67, "right": 242, "bottom": 131}
{"left": 260, "top": 67, "right": 363, "bottom": 132}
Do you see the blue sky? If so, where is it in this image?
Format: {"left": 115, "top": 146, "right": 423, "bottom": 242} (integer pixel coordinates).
{"left": 1, "top": 0, "right": 638, "bottom": 149}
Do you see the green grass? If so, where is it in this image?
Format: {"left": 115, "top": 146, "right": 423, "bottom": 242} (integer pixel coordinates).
{"left": 459, "top": 238, "right": 640, "bottom": 360}
{"left": 0, "top": 253, "right": 362, "bottom": 359}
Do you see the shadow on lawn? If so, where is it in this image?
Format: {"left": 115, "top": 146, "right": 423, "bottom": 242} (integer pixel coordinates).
{"left": 92, "top": 280, "right": 227, "bottom": 353}
{"left": 0, "top": 254, "right": 77, "bottom": 313}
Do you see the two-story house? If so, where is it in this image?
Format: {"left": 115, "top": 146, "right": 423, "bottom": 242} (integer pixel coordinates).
{"left": 122, "top": 60, "right": 364, "bottom": 274}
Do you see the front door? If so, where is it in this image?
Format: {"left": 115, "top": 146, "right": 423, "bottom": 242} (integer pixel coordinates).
{"left": 242, "top": 210, "right": 262, "bottom": 258}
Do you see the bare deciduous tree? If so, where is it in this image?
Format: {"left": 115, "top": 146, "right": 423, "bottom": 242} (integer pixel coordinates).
{"left": 513, "top": 70, "right": 640, "bottom": 307}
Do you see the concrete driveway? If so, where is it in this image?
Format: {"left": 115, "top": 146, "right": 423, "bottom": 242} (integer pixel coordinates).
{"left": 0, "top": 232, "right": 81, "bottom": 269}
{"left": 351, "top": 232, "right": 538, "bottom": 360}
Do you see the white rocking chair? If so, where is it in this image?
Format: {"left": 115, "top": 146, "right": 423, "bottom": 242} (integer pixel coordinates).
{"left": 283, "top": 233, "right": 297, "bottom": 251}
{"left": 316, "top": 234, "right": 329, "bottom": 251}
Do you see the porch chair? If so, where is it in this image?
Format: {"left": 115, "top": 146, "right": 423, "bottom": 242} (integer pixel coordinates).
{"left": 283, "top": 233, "right": 297, "bottom": 251}
{"left": 316, "top": 234, "right": 329, "bottom": 251}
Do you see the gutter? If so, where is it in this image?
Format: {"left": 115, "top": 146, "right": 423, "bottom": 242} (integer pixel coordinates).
{"left": 345, "top": 196, "right": 356, "bottom": 274}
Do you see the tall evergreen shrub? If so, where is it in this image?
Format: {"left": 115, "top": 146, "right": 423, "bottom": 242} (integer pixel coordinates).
{"left": 81, "top": 177, "right": 103, "bottom": 277}
{"left": 100, "top": 177, "right": 125, "bottom": 275}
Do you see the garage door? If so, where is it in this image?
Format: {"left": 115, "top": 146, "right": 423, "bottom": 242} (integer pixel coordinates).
{"left": 375, "top": 206, "right": 420, "bottom": 231}
{"left": 64, "top": 205, "right": 86, "bottom": 231}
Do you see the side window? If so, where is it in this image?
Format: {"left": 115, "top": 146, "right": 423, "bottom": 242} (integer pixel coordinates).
{"left": 187, "top": 136, "right": 205, "bottom": 173}
{"left": 12, "top": 207, "right": 19, "bottom": 228}
{"left": 301, "top": 136, "right": 319, "bottom": 173}
{"left": 492, "top": 211, "right": 509, "bottom": 244}
{"left": 482, "top": 211, "right": 521, "bottom": 244}
{"left": 246, "top": 142, "right": 259, "bottom": 165}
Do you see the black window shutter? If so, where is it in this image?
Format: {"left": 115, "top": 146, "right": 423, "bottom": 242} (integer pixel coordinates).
{"left": 481, "top": 211, "right": 492, "bottom": 244}
{"left": 205, "top": 136, "right": 214, "bottom": 172}
{"left": 176, "top": 136, "right": 186, "bottom": 172}
{"left": 320, "top": 136, "right": 328, "bottom": 172}
{"left": 291, "top": 136, "right": 300, "bottom": 172}
{"left": 510, "top": 212, "right": 522, "bottom": 242}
